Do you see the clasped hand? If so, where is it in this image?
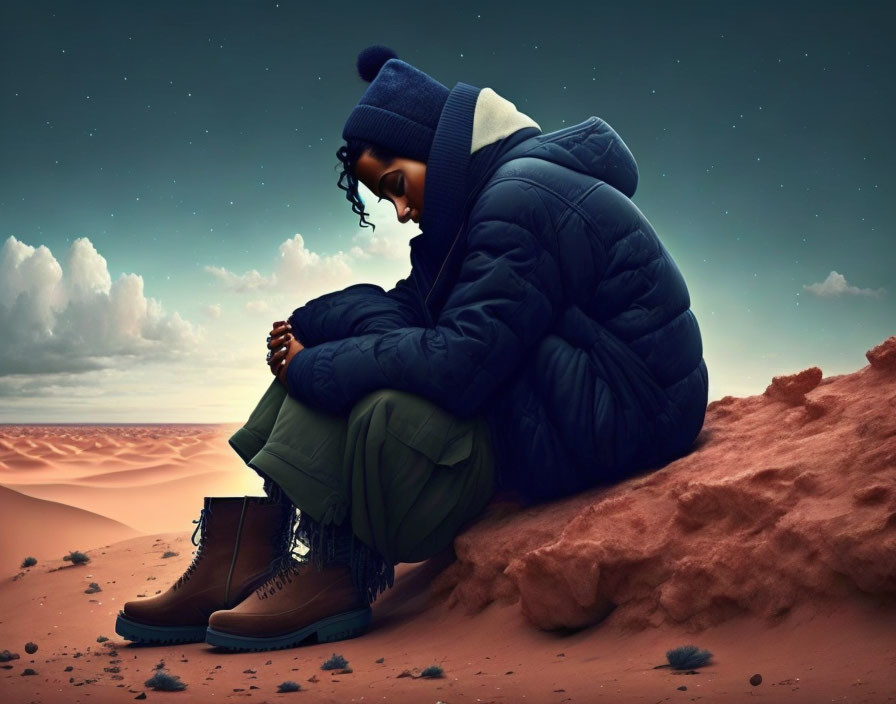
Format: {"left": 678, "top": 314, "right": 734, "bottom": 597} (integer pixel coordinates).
{"left": 267, "top": 320, "right": 305, "bottom": 385}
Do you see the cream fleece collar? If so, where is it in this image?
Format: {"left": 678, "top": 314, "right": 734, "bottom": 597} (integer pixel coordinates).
{"left": 471, "top": 87, "right": 541, "bottom": 154}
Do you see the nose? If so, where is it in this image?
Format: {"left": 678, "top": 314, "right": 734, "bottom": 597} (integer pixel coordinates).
{"left": 396, "top": 203, "right": 413, "bottom": 224}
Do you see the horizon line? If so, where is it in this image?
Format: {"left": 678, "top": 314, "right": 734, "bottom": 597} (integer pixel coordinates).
{"left": 0, "top": 421, "right": 243, "bottom": 426}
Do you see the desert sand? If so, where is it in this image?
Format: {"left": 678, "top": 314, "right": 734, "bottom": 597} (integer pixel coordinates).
{"left": 1, "top": 334, "right": 894, "bottom": 703}
{"left": 0, "top": 486, "right": 139, "bottom": 567}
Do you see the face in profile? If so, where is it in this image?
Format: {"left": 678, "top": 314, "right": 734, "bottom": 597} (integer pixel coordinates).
{"left": 355, "top": 150, "right": 426, "bottom": 224}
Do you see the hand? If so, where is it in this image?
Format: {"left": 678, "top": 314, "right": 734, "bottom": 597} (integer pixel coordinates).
{"left": 274, "top": 336, "right": 304, "bottom": 386}
{"left": 266, "top": 320, "right": 305, "bottom": 385}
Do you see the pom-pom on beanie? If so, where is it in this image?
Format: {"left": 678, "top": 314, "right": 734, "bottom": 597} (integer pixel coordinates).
{"left": 342, "top": 45, "right": 450, "bottom": 163}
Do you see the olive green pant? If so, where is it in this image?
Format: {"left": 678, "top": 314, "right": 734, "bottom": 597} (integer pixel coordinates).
{"left": 228, "top": 379, "right": 497, "bottom": 567}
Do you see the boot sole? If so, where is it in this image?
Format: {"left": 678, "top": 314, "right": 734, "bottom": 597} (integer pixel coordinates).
{"left": 205, "top": 606, "right": 372, "bottom": 651}
{"left": 115, "top": 611, "right": 208, "bottom": 644}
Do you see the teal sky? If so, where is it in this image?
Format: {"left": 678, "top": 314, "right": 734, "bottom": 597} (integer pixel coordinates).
{"left": 0, "top": 0, "right": 893, "bottom": 422}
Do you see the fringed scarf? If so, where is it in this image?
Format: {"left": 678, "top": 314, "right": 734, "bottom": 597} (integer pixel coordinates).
{"left": 295, "top": 510, "right": 395, "bottom": 606}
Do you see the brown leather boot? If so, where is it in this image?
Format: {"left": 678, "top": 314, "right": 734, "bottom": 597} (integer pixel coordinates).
{"left": 115, "top": 496, "right": 295, "bottom": 644}
{"left": 204, "top": 511, "right": 391, "bottom": 651}
{"left": 205, "top": 559, "right": 372, "bottom": 651}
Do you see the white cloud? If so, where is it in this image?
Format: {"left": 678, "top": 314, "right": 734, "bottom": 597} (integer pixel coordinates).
{"left": 205, "top": 193, "right": 417, "bottom": 301}
{"left": 245, "top": 299, "right": 271, "bottom": 314}
{"left": 202, "top": 303, "right": 222, "bottom": 319}
{"left": 203, "top": 234, "right": 355, "bottom": 296}
{"left": 204, "top": 265, "right": 274, "bottom": 292}
{"left": 276, "top": 233, "right": 355, "bottom": 289}
{"left": 802, "top": 270, "right": 886, "bottom": 299}
{"left": 205, "top": 233, "right": 358, "bottom": 299}
{"left": 0, "top": 220, "right": 421, "bottom": 419}
{"left": 0, "top": 236, "right": 201, "bottom": 377}
{"left": 0, "top": 195, "right": 421, "bottom": 417}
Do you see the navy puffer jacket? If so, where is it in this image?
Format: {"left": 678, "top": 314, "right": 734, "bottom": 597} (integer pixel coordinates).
{"left": 287, "top": 83, "right": 708, "bottom": 503}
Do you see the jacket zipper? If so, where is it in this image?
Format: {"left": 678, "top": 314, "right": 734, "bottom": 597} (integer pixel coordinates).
{"left": 409, "top": 250, "right": 432, "bottom": 327}
{"left": 422, "top": 220, "right": 466, "bottom": 312}
{"left": 420, "top": 179, "right": 490, "bottom": 315}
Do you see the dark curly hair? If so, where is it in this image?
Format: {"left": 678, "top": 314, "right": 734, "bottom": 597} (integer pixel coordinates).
{"left": 335, "top": 138, "right": 399, "bottom": 232}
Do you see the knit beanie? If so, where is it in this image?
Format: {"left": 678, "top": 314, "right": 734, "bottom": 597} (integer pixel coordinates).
{"left": 342, "top": 45, "right": 449, "bottom": 162}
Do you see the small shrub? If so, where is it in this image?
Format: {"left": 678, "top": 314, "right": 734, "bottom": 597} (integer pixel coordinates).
{"left": 84, "top": 582, "right": 102, "bottom": 594}
{"left": 277, "top": 681, "right": 301, "bottom": 692}
{"left": 63, "top": 551, "right": 90, "bottom": 565}
{"left": 321, "top": 652, "right": 348, "bottom": 670}
{"left": 21, "top": 668, "right": 37, "bottom": 676}
{"left": 161, "top": 551, "right": 178, "bottom": 559}
{"left": 666, "top": 645, "right": 713, "bottom": 670}
{"left": 0, "top": 650, "right": 20, "bottom": 662}
{"left": 144, "top": 670, "right": 187, "bottom": 691}
{"left": 21, "top": 557, "right": 37, "bottom": 568}
{"left": 24, "top": 642, "right": 38, "bottom": 655}
{"left": 420, "top": 665, "right": 444, "bottom": 678}
{"left": 96, "top": 636, "right": 109, "bottom": 643}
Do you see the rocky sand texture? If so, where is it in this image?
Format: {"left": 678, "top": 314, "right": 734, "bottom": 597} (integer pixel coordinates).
{"left": 433, "top": 335, "right": 896, "bottom": 633}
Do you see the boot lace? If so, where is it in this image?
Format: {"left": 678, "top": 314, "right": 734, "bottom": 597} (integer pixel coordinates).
{"left": 172, "top": 506, "right": 209, "bottom": 590}
{"left": 255, "top": 509, "right": 358, "bottom": 601}
{"left": 255, "top": 519, "right": 308, "bottom": 600}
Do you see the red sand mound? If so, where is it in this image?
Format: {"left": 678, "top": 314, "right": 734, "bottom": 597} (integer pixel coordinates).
{"left": 431, "top": 335, "right": 896, "bottom": 634}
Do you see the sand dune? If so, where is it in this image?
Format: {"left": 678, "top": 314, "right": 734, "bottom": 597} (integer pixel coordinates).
{"left": 109, "top": 450, "right": 170, "bottom": 463}
{"left": 10, "top": 471, "right": 262, "bottom": 533}
{"left": 69, "top": 464, "right": 217, "bottom": 486}
{"left": 0, "top": 485, "right": 139, "bottom": 567}
{"left": 0, "top": 454, "right": 52, "bottom": 470}
{"left": 25, "top": 441, "right": 70, "bottom": 458}
{"left": 0, "top": 423, "right": 263, "bottom": 533}
{"left": 0, "top": 458, "right": 184, "bottom": 482}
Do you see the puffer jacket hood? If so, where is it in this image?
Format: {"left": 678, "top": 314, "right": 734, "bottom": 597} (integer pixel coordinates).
{"left": 502, "top": 114, "right": 640, "bottom": 199}
{"left": 419, "top": 82, "right": 640, "bottom": 248}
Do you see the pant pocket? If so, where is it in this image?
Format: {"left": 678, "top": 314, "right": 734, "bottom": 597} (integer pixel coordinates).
{"left": 385, "top": 410, "right": 475, "bottom": 468}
